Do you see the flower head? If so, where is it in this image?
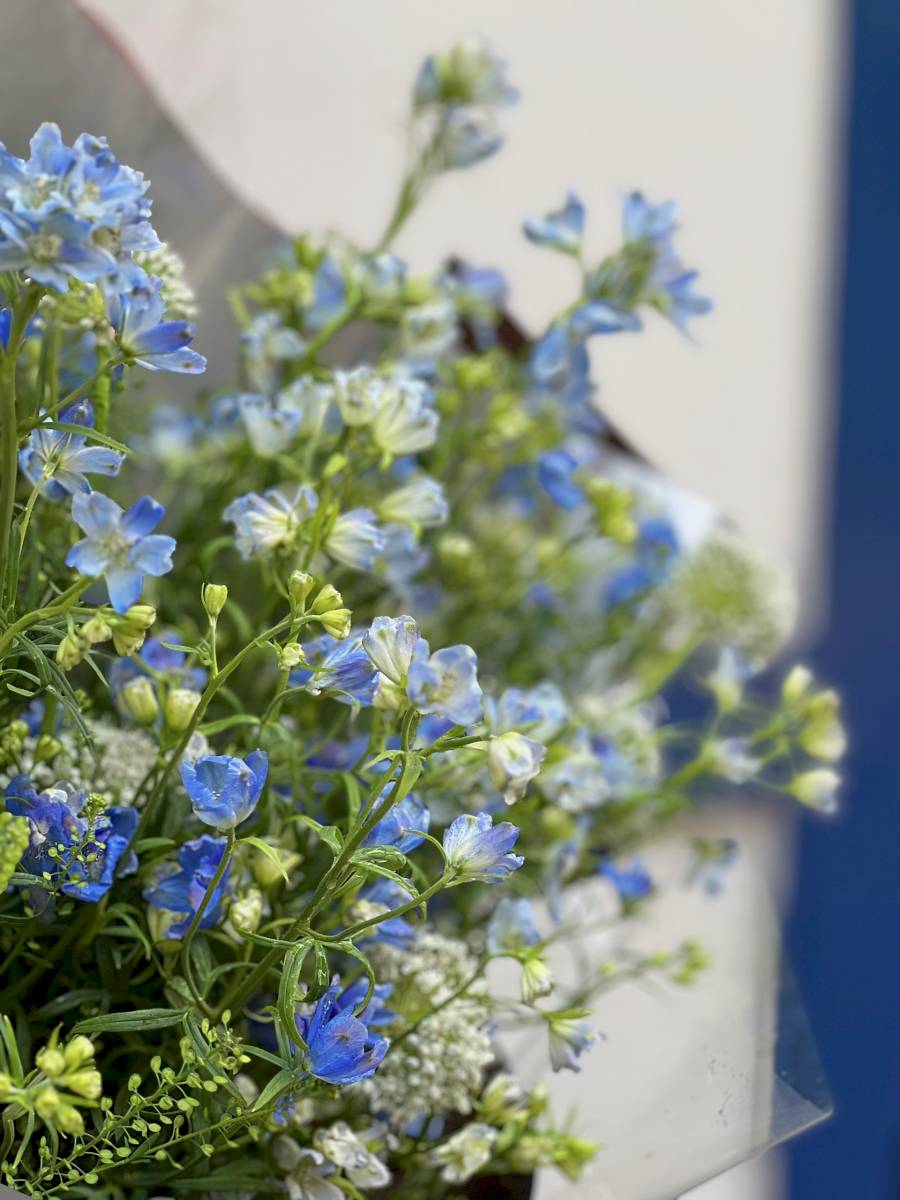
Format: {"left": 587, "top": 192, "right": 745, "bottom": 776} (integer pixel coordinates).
{"left": 297, "top": 978, "right": 389, "bottom": 1085}
{"left": 443, "top": 812, "right": 523, "bottom": 882}
{"left": 487, "top": 896, "right": 541, "bottom": 955}
{"left": 106, "top": 270, "right": 205, "bottom": 373}
{"left": 19, "top": 401, "right": 123, "bottom": 500}
{"left": 314, "top": 1122, "right": 391, "bottom": 1190}
{"left": 180, "top": 750, "right": 268, "bottom": 831}
{"left": 600, "top": 858, "right": 653, "bottom": 904}
{"left": 363, "top": 614, "right": 420, "bottom": 686}
{"left": 378, "top": 475, "right": 449, "bottom": 529}
{"left": 487, "top": 730, "right": 546, "bottom": 805}
{"left": 325, "top": 509, "right": 384, "bottom": 572}
{"left": 432, "top": 1122, "right": 497, "bottom": 1184}
{"left": 363, "top": 790, "right": 430, "bottom": 854}
{"left": 524, "top": 192, "right": 585, "bottom": 253}
{"left": 241, "top": 309, "right": 305, "bottom": 391}
{"left": 144, "top": 835, "right": 231, "bottom": 939}
{"left": 66, "top": 491, "right": 175, "bottom": 612}
{"left": 293, "top": 633, "right": 379, "bottom": 707}
{"left": 407, "top": 640, "right": 483, "bottom": 726}
{"left": 546, "top": 1011, "right": 598, "bottom": 1073}
{"left": 224, "top": 484, "right": 318, "bottom": 559}
{"left": 414, "top": 38, "right": 517, "bottom": 109}
{"left": 371, "top": 379, "right": 439, "bottom": 459}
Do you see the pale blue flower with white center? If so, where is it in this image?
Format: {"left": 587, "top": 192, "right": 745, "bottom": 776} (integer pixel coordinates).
{"left": 233, "top": 393, "right": 302, "bottom": 458}
{"left": 19, "top": 401, "right": 123, "bottom": 500}
{"left": 523, "top": 192, "right": 585, "bottom": 253}
{"left": 400, "top": 299, "right": 458, "bottom": 364}
{"left": 413, "top": 37, "right": 518, "bottom": 109}
{"left": 0, "top": 209, "right": 113, "bottom": 290}
{"left": 407, "top": 640, "right": 483, "bottom": 726}
{"left": 106, "top": 271, "right": 205, "bottom": 373}
{"left": 65, "top": 491, "right": 175, "bottom": 612}
{"left": 539, "top": 733, "right": 609, "bottom": 812}
{"left": 443, "top": 811, "right": 523, "bottom": 882}
{"left": 547, "top": 1012, "right": 598, "bottom": 1073}
{"left": 372, "top": 378, "right": 439, "bottom": 458}
{"left": 241, "top": 309, "right": 305, "bottom": 392}
{"left": 378, "top": 475, "right": 449, "bottom": 529}
{"left": 180, "top": 750, "right": 268, "bottom": 831}
{"left": 326, "top": 508, "right": 384, "bottom": 572}
{"left": 440, "top": 107, "right": 503, "bottom": 170}
{"left": 651, "top": 262, "right": 713, "bottom": 333}
{"left": 487, "top": 730, "right": 546, "bottom": 805}
{"left": 363, "top": 614, "right": 420, "bottom": 685}
{"left": 223, "top": 484, "right": 318, "bottom": 560}
{"left": 333, "top": 366, "right": 383, "bottom": 427}
{"left": 278, "top": 376, "right": 335, "bottom": 439}
{"left": 622, "top": 191, "right": 679, "bottom": 244}
{"left": 491, "top": 682, "right": 569, "bottom": 743}
{"left": 487, "top": 896, "right": 541, "bottom": 955}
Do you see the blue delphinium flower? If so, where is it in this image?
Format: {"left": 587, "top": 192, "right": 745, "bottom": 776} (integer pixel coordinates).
{"left": 180, "top": 750, "right": 268, "bottom": 831}
{"left": 487, "top": 731, "right": 546, "bottom": 805}
{"left": 0, "top": 210, "right": 112, "bottom": 290}
{"left": 305, "top": 256, "right": 346, "bottom": 331}
{"left": 18, "top": 401, "right": 123, "bottom": 500}
{"left": 325, "top": 509, "right": 384, "bottom": 572}
{"left": 371, "top": 379, "right": 440, "bottom": 459}
{"left": 524, "top": 192, "right": 585, "bottom": 253}
{"left": 538, "top": 733, "right": 609, "bottom": 812}
{"left": 363, "top": 614, "right": 420, "bottom": 686}
{"left": 538, "top": 448, "right": 583, "bottom": 510}
{"left": 355, "top": 878, "right": 417, "bottom": 948}
{"left": 490, "top": 682, "right": 569, "bottom": 743}
{"left": 620, "top": 191, "right": 712, "bottom": 332}
{"left": 232, "top": 393, "right": 302, "bottom": 458}
{"left": 363, "top": 790, "right": 430, "bottom": 854}
{"left": 440, "top": 107, "right": 503, "bottom": 170}
{"left": 487, "top": 896, "right": 541, "bottom": 955}
{"left": 333, "top": 978, "right": 395, "bottom": 1027}
{"left": 622, "top": 192, "right": 679, "bottom": 244}
{"left": 144, "top": 835, "right": 231, "bottom": 939}
{"left": 407, "top": 640, "right": 483, "bottom": 726}
{"left": 452, "top": 263, "right": 508, "bottom": 348}
{"left": 443, "top": 812, "right": 524, "bottom": 882}
{"left": 5, "top": 775, "right": 138, "bottom": 902}
{"left": 604, "top": 515, "right": 679, "bottom": 609}
{"left": 413, "top": 37, "right": 518, "bottom": 109}
{"left": 66, "top": 491, "right": 175, "bottom": 612}
{"left": 293, "top": 633, "right": 378, "bottom": 707}
{"left": 547, "top": 1012, "right": 597, "bottom": 1073}
{"left": 106, "top": 271, "right": 205, "bottom": 373}
{"left": 296, "top": 977, "right": 389, "bottom": 1085}
{"left": 241, "top": 309, "right": 305, "bottom": 392}
{"left": 0, "top": 308, "right": 10, "bottom": 349}
{"left": 688, "top": 837, "right": 739, "bottom": 896}
{"left": 378, "top": 475, "right": 449, "bottom": 530}
{"left": 600, "top": 858, "right": 653, "bottom": 904}
{"left": 224, "top": 484, "right": 318, "bottom": 559}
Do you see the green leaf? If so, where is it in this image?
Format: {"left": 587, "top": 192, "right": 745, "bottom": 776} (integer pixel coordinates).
{"left": 293, "top": 814, "right": 343, "bottom": 854}
{"left": 239, "top": 835, "right": 292, "bottom": 883}
{"left": 252, "top": 1066, "right": 298, "bottom": 1113}
{"left": 277, "top": 940, "right": 311, "bottom": 1054}
{"left": 72, "top": 1007, "right": 188, "bottom": 1035}
{"left": 38, "top": 421, "right": 130, "bottom": 455}
{"left": 199, "top": 713, "right": 262, "bottom": 736}
{"left": 35, "top": 989, "right": 106, "bottom": 1020}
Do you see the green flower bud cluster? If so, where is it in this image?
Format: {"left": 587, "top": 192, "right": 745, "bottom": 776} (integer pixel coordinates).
{"left": 0, "top": 811, "right": 30, "bottom": 891}
{"left": 289, "top": 571, "right": 352, "bottom": 638}
{"left": 0, "top": 1031, "right": 103, "bottom": 1139}
{"left": 584, "top": 477, "right": 637, "bottom": 544}
{"left": 0, "top": 719, "right": 28, "bottom": 766}
{"left": 56, "top": 604, "right": 157, "bottom": 671}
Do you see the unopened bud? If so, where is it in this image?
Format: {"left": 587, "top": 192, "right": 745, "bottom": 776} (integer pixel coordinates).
{"left": 55, "top": 1100, "right": 85, "bottom": 1136}
{"left": 63, "top": 1068, "right": 102, "bottom": 1101}
{"left": 63, "top": 1036, "right": 95, "bottom": 1070}
{"left": 229, "top": 887, "right": 264, "bottom": 935}
{"left": 123, "top": 605, "right": 157, "bottom": 631}
{"left": 35, "top": 1047, "right": 67, "bottom": 1078}
{"left": 279, "top": 642, "right": 307, "bottom": 671}
{"left": 289, "top": 571, "right": 315, "bottom": 612}
{"left": 164, "top": 688, "right": 201, "bottom": 732}
{"left": 56, "top": 632, "right": 86, "bottom": 670}
{"left": 202, "top": 582, "right": 228, "bottom": 619}
{"left": 121, "top": 677, "right": 159, "bottom": 726}
{"left": 35, "top": 1085, "right": 61, "bottom": 1121}
{"left": 521, "top": 953, "right": 554, "bottom": 1004}
{"left": 80, "top": 614, "right": 112, "bottom": 645}
{"left": 311, "top": 584, "right": 351, "bottom": 638}
{"left": 782, "top": 665, "right": 813, "bottom": 707}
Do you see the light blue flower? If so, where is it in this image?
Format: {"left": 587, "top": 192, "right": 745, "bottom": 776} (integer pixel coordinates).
{"left": 604, "top": 516, "right": 679, "bottom": 608}
{"left": 363, "top": 614, "right": 420, "bottom": 686}
{"left": 622, "top": 192, "right": 679, "bottom": 244}
{"left": 620, "top": 192, "right": 712, "bottom": 332}
{"left": 326, "top": 508, "right": 384, "bottom": 571}
{"left": 440, "top": 107, "right": 503, "bottom": 170}
{"left": 375, "top": 524, "right": 430, "bottom": 590}
{"left": 241, "top": 310, "right": 306, "bottom": 392}
{"left": 547, "top": 1012, "right": 597, "bottom": 1073}
{"left": 293, "top": 634, "right": 378, "bottom": 707}
{"left": 413, "top": 38, "right": 517, "bottom": 109}
{"left": 706, "top": 737, "right": 760, "bottom": 784}
{"left": 538, "top": 448, "right": 583, "bottom": 510}
{"left": 144, "top": 835, "right": 231, "bottom": 939}
{"left": 232, "top": 393, "right": 302, "bottom": 458}
{"left": 305, "top": 255, "right": 346, "bottom": 331}
{"left": 523, "top": 192, "right": 585, "bottom": 253}
{"left": 297, "top": 977, "right": 389, "bottom": 1085}
{"left": 487, "top": 896, "right": 541, "bottom": 955}
{"left": 106, "top": 271, "right": 205, "bottom": 373}
{"left": 487, "top": 730, "right": 546, "bottom": 805}
{"left": 407, "top": 640, "right": 483, "bottom": 726}
{"left": 19, "top": 401, "right": 123, "bottom": 500}
{"left": 66, "top": 491, "right": 175, "bottom": 612}
{"left": 359, "top": 252, "right": 408, "bottom": 300}
{"left": 363, "top": 790, "right": 430, "bottom": 854}
{"left": 490, "top": 683, "right": 569, "bottom": 743}
{"left": 569, "top": 301, "right": 641, "bottom": 338}
{"left": 443, "top": 812, "right": 524, "bottom": 882}
{"left": 223, "top": 484, "right": 318, "bottom": 559}
{"left": 180, "top": 750, "right": 268, "bottom": 831}
{"left": 600, "top": 858, "right": 653, "bottom": 904}
{"left": 371, "top": 378, "right": 440, "bottom": 458}
{"left": 379, "top": 475, "right": 449, "bottom": 530}
{"left": 538, "top": 733, "right": 609, "bottom": 813}
{"left": 0, "top": 209, "right": 112, "bottom": 290}
{"left": 652, "top": 263, "right": 713, "bottom": 333}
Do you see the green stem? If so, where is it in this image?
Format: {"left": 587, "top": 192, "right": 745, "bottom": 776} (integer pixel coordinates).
{"left": 331, "top": 872, "right": 450, "bottom": 941}
{"left": 181, "top": 827, "right": 236, "bottom": 1013}
{"left": 16, "top": 356, "right": 123, "bottom": 434}
{"left": 0, "top": 578, "right": 92, "bottom": 659}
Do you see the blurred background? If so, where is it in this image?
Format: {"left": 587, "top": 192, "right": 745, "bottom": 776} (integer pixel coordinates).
{"left": 3, "top": 1, "right": 898, "bottom": 1195}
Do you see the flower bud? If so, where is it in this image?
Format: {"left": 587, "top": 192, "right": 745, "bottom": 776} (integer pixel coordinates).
{"left": 317, "top": 608, "right": 352, "bottom": 639}
{"left": 798, "top": 690, "right": 846, "bottom": 761}
{"left": 35, "top": 1047, "right": 66, "bottom": 1078}
{"left": 33, "top": 734, "right": 63, "bottom": 766}
{"left": 250, "top": 841, "right": 301, "bottom": 889}
{"left": 121, "top": 677, "right": 159, "bottom": 726}
{"left": 521, "top": 952, "right": 554, "bottom": 1004}
{"left": 202, "top": 582, "right": 228, "bottom": 619}
{"left": 278, "top": 642, "right": 307, "bottom": 671}
{"left": 63, "top": 1068, "right": 102, "bottom": 1101}
{"left": 782, "top": 664, "right": 813, "bottom": 707}
{"left": 310, "top": 584, "right": 352, "bottom": 638}
{"left": 790, "top": 768, "right": 840, "bottom": 814}
{"left": 229, "top": 887, "right": 264, "bottom": 935}
{"left": 288, "top": 570, "right": 315, "bottom": 612}
{"left": 80, "top": 614, "right": 112, "bottom": 645}
{"left": 35, "top": 1086, "right": 61, "bottom": 1122}
{"left": 147, "top": 906, "right": 183, "bottom": 953}
{"left": 56, "top": 632, "right": 86, "bottom": 670}
{"left": 63, "top": 1036, "right": 95, "bottom": 1071}
{"left": 55, "top": 1100, "right": 85, "bottom": 1136}
{"left": 123, "top": 605, "right": 157, "bottom": 631}
{"left": 164, "top": 688, "right": 201, "bottom": 732}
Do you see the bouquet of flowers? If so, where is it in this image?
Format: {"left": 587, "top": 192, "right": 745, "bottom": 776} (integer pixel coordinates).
{"left": 0, "top": 38, "right": 845, "bottom": 1200}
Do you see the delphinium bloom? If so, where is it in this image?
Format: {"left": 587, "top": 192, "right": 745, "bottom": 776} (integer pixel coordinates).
{"left": 180, "top": 750, "right": 268, "bottom": 831}
{"left": 313, "top": 1123, "right": 391, "bottom": 1190}
{"left": 65, "top": 492, "right": 175, "bottom": 612}
{"left": 224, "top": 484, "right": 318, "bottom": 559}
{"left": 241, "top": 309, "right": 305, "bottom": 392}
{"left": 599, "top": 858, "right": 653, "bottom": 904}
{"left": 378, "top": 475, "right": 449, "bottom": 530}
{"left": 603, "top": 516, "right": 680, "bottom": 609}
{"left": 362, "top": 615, "right": 420, "bottom": 686}
{"left": 144, "top": 835, "right": 231, "bottom": 938}
{"left": 4, "top": 776, "right": 137, "bottom": 902}
{"left": 106, "top": 270, "right": 206, "bottom": 373}
{"left": 432, "top": 1123, "right": 498, "bottom": 1184}
{"left": 546, "top": 1012, "right": 598, "bottom": 1073}
{"left": 332, "top": 979, "right": 395, "bottom": 1028}
{"left": 524, "top": 191, "right": 586, "bottom": 254}
{"left": 297, "top": 978, "right": 389, "bottom": 1085}
{"left": 294, "top": 634, "right": 378, "bottom": 707}
{"left": 487, "top": 731, "right": 546, "bottom": 805}
{"left": 443, "top": 812, "right": 524, "bottom": 882}
{"left": 537, "top": 733, "right": 610, "bottom": 813}
{"left": 18, "top": 401, "right": 123, "bottom": 500}
{"left": 407, "top": 641, "right": 483, "bottom": 726}
{"left": 354, "top": 878, "right": 418, "bottom": 949}
{"left": 325, "top": 509, "right": 384, "bottom": 571}
{"left": 486, "top": 896, "right": 541, "bottom": 955}
{"left": 362, "top": 790, "right": 430, "bottom": 854}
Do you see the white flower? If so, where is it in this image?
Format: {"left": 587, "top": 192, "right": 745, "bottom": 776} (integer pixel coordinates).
{"left": 314, "top": 1122, "right": 391, "bottom": 1190}
{"left": 274, "top": 1140, "right": 342, "bottom": 1200}
{"left": 333, "top": 366, "right": 382, "bottom": 427}
{"left": 371, "top": 379, "right": 439, "bottom": 458}
{"left": 432, "top": 1123, "right": 497, "bottom": 1184}
{"left": 378, "top": 475, "right": 449, "bottom": 529}
{"left": 487, "top": 731, "right": 546, "bottom": 805}
{"left": 363, "top": 615, "right": 420, "bottom": 685}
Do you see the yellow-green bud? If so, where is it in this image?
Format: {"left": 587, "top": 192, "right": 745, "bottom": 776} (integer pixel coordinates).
{"left": 229, "top": 887, "right": 264, "bottom": 935}
{"left": 63, "top": 1036, "right": 95, "bottom": 1070}
{"left": 0, "top": 811, "right": 31, "bottom": 891}
{"left": 33, "top": 734, "right": 63, "bottom": 766}
{"left": 289, "top": 570, "right": 315, "bottom": 611}
{"left": 62, "top": 1068, "right": 102, "bottom": 1101}
{"left": 318, "top": 608, "right": 352, "bottom": 639}
{"left": 310, "top": 585, "right": 352, "bottom": 638}
{"left": 279, "top": 642, "right": 307, "bottom": 671}
{"left": 123, "top": 605, "right": 157, "bottom": 631}
{"left": 521, "top": 952, "right": 554, "bottom": 1004}
{"left": 164, "top": 688, "right": 201, "bottom": 732}
{"left": 202, "top": 582, "right": 228, "bottom": 619}
{"left": 35, "top": 1047, "right": 67, "bottom": 1078}
{"left": 34, "top": 1085, "right": 61, "bottom": 1121}
{"left": 147, "top": 907, "right": 183, "bottom": 953}
{"left": 56, "top": 632, "right": 86, "bottom": 670}
{"left": 790, "top": 768, "right": 840, "bottom": 814}
{"left": 121, "top": 677, "right": 159, "bottom": 726}
{"left": 55, "top": 1100, "right": 85, "bottom": 1136}
{"left": 798, "top": 690, "right": 846, "bottom": 761}
{"left": 80, "top": 614, "right": 112, "bottom": 645}
{"left": 782, "top": 664, "right": 813, "bottom": 706}
{"left": 250, "top": 842, "right": 301, "bottom": 889}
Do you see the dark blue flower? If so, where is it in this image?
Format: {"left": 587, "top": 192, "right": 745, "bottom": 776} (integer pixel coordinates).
{"left": 180, "top": 750, "right": 268, "bottom": 831}
{"left": 0, "top": 308, "right": 9, "bottom": 349}
{"left": 144, "top": 835, "right": 231, "bottom": 939}
{"left": 604, "top": 516, "right": 679, "bottom": 609}
{"left": 5, "top": 775, "right": 137, "bottom": 902}
{"left": 19, "top": 401, "right": 123, "bottom": 501}
{"left": 297, "top": 977, "right": 389, "bottom": 1085}
{"left": 600, "top": 858, "right": 653, "bottom": 904}
{"left": 292, "top": 634, "right": 378, "bottom": 708}
{"left": 106, "top": 270, "right": 205, "bottom": 373}
{"left": 362, "top": 790, "right": 430, "bottom": 854}
{"left": 66, "top": 491, "right": 175, "bottom": 612}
